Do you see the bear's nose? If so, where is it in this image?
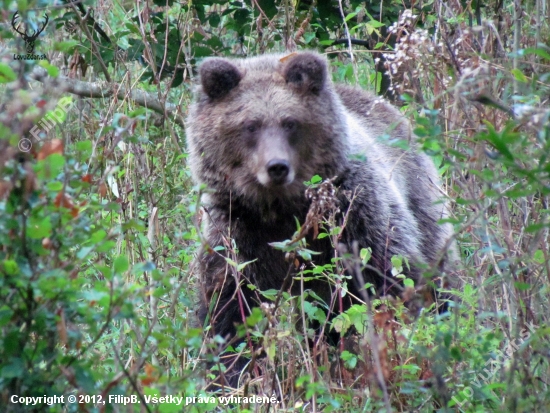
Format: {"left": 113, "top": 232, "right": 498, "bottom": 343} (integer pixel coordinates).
{"left": 266, "top": 159, "right": 290, "bottom": 184}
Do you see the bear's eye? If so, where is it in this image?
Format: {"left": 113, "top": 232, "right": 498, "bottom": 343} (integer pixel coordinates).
{"left": 282, "top": 118, "right": 297, "bottom": 131}
{"left": 244, "top": 121, "right": 259, "bottom": 133}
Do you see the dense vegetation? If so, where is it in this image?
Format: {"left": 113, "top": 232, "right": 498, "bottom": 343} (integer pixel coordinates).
{"left": 0, "top": 0, "right": 549, "bottom": 411}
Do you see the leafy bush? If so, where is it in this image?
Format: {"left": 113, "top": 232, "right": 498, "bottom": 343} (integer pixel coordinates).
{"left": 1, "top": 0, "right": 549, "bottom": 412}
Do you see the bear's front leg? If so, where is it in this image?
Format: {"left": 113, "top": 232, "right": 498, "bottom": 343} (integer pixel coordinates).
{"left": 197, "top": 248, "right": 255, "bottom": 389}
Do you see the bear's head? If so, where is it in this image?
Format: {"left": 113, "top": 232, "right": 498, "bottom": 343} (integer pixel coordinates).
{"left": 186, "top": 52, "right": 349, "bottom": 212}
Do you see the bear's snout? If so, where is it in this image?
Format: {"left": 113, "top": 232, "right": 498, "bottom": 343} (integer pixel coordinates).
{"left": 266, "top": 159, "right": 290, "bottom": 184}
{"left": 254, "top": 127, "right": 296, "bottom": 187}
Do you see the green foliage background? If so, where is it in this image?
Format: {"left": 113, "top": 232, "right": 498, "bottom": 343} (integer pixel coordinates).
{"left": 0, "top": 0, "right": 549, "bottom": 412}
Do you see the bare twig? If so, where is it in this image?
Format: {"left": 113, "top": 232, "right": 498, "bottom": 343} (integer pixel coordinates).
{"left": 337, "top": 0, "right": 358, "bottom": 83}
{"left": 68, "top": 2, "right": 111, "bottom": 82}
{"left": 513, "top": 0, "right": 523, "bottom": 94}
{"left": 147, "top": 206, "right": 160, "bottom": 366}
{"left": 30, "top": 66, "right": 185, "bottom": 128}
{"left": 338, "top": 242, "right": 393, "bottom": 413}
{"left": 331, "top": 37, "right": 370, "bottom": 47}
{"left": 66, "top": 0, "right": 112, "bottom": 44}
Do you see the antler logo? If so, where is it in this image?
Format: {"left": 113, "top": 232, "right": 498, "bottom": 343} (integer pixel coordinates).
{"left": 11, "top": 11, "right": 49, "bottom": 54}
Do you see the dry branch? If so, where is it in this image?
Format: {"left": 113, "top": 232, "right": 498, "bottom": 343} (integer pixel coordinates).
{"left": 31, "top": 66, "right": 185, "bottom": 128}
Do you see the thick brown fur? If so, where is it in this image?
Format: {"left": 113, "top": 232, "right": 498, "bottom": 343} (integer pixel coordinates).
{"left": 186, "top": 52, "right": 455, "bottom": 387}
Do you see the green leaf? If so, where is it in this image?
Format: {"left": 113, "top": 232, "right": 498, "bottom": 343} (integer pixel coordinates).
{"left": 28, "top": 216, "right": 52, "bottom": 239}
{"left": 268, "top": 240, "right": 299, "bottom": 251}
{"left": 302, "top": 301, "right": 318, "bottom": 319}
{"left": 367, "top": 20, "right": 385, "bottom": 28}
{"left": 341, "top": 350, "right": 358, "bottom": 369}
{"left": 480, "top": 122, "right": 514, "bottom": 161}
{"left": 331, "top": 313, "right": 351, "bottom": 334}
{"left": 46, "top": 181, "right": 63, "bottom": 191}
{"left": 525, "top": 223, "right": 547, "bottom": 233}
{"left": 265, "top": 340, "right": 276, "bottom": 362}
{"left": 391, "top": 255, "right": 403, "bottom": 269}
{"left": 345, "top": 11, "right": 358, "bottom": 22}
{"left": 224, "top": 257, "right": 238, "bottom": 268}
{"left": 260, "top": 289, "right": 279, "bottom": 300}
{"left": 97, "top": 240, "right": 116, "bottom": 252}
{"left": 76, "top": 140, "right": 92, "bottom": 156}
{"left": 208, "top": 12, "right": 220, "bottom": 28}
{"left": 98, "top": 265, "right": 113, "bottom": 280}
{"left": 510, "top": 68, "right": 527, "bottom": 83}
{"left": 237, "top": 259, "right": 257, "bottom": 271}
{"left": 514, "top": 282, "right": 531, "bottom": 291}
{"left": 329, "top": 227, "right": 342, "bottom": 236}
{"left": 54, "top": 40, "right": 79, "bottom": 53}
{"left": 246, "top": 307, "right": 263, "bottom": 327}
{"left": 450, "top": 346, "right": 462, "bottom": 361}
{"left": 0, "top": 63, "right": 16, "bottom": 83}
{"left": 521, "top": 47, "right": 550, "bottom": 60}
{"left": 122, "top": 219, "right": 146, "bottom": 232}
{"left": 347, "top": 304, "right": 368, "bottom": 334}
{"left": 2, "top": 260, "right": 19, "bottom": 276}
{"left": 76, "top": 246, "right": 94, "bottom": 260}
{"left": 365, "top": 22, "right": 381, "bottom": 35}
{"left": 533, "top": 250, "right": 545, "bottom": 264}
{"left": 125, "top": 22, "right": 141, "bottom": 35}
{"left": 308, "top": 175, "right": 323, "bottom": 185}
{"left": 360, "top": 247, "right": 372, "bottom": 265}
{"left": 113, "top": 256, "right": 129, "bottom": 273}
{"left": 129, "top": 108, "right": 147, "bottom": 118}
{"left": 37, "top": 153, "right": 66, "bottom": 179}
{"left": 39, "top": 61, "right": 59, "bottom": 77}
{"left": 90, "top": 229, "right": 107, "bottom": 244}
{"left": 1, "top": 358, "right": 25, "bottom": 378}
{"left": 0, "top": 306, "right": 14, "bottom": 327}
{"left": 303, "top": 32, "right": 316, "bottom": 44}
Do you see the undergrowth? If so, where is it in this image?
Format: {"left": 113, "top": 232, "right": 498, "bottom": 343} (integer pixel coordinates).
{"left": 1, "top": 0, "right": 549, "bottom": 412}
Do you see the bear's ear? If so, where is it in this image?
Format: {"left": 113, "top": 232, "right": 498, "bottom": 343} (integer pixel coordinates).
{"left": 200, "top": 58, "right": 242, "bottom": 99}
{"left": 282, "top": 52, "right": 327, "bottom": 94}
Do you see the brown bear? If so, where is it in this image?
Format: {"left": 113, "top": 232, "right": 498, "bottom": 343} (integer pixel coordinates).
{"left": 186, "top": 52, "right": 454, "bottom": 387}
